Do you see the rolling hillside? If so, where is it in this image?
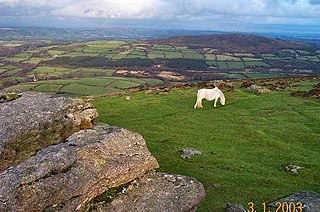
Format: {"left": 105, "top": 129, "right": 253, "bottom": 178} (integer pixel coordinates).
{"left": 143, "top": 34, "right": 313, "bottom": 53}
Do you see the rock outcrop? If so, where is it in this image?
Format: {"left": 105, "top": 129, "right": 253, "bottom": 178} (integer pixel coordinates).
{"left": 246, "top": 85, "right": 271, "bottom": 94}
{"left": 268, "top": 190, "right": 320, "bottom": 212}
{"left": 0, "top": 92, "right": 98, "bottom": 171}
{"left": 92, "top": 172, "right": 205, "bottom": 212}
{"left": 0, "top": 92, "right": 205, "bottom": 211}
{"left": 0, "top": 125, "right": 159, "bottom": 212}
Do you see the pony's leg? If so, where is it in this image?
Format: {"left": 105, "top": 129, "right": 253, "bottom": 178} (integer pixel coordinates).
{"left": 194, "top": 98, "right": 201, "bottom": 109}
{"left": 194, "top": 100, "right": 198, "bottom": 109}
{"left": 214, "top": 98, "right": 218, "bottom": 107}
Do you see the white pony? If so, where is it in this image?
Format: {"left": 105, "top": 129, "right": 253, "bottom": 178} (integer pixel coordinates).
{"left": 194, "top": 87, "right": 225, "bottom": 109}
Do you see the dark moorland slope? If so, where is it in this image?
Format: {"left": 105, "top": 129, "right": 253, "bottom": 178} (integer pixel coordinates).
{"left": 143, "top": 33, "right": 313, "bottom": 53}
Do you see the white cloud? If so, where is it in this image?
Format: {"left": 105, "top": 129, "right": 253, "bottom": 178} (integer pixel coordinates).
{"left": 51, "top": 0, "right": 172, "bottom": 19}
{"left": 0, "top": 0, "right": 319, "bottom": 27}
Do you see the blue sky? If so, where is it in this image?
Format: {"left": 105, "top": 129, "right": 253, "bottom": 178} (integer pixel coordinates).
{"left": 0, "top": 0, "right": 320, "bottom": 34}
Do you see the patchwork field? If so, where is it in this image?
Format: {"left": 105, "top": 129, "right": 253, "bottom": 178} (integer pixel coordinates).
{"left": 5, "top": 77, "right": 163, "bottom": 96}
{"left": 0, "top": 38, "right": 319, "bottom": 92}
{"left": 92, "top": 78, "right": 320, "bottom": 211}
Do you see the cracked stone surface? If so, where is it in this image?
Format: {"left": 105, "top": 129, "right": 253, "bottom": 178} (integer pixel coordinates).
{"left": 268, "top": 190, "right": 320, "bottom": 212}
{"left": 0, "top": 124, "right": 159, "bottom": 212}
{"left": 93, "top": 171, "right": 205, "bottom": 212}
{"left": 179, "top": 148, "right": 202, "bottom": 159}
{"left": 0, "top": 91, "right": 98, "bottom": 171}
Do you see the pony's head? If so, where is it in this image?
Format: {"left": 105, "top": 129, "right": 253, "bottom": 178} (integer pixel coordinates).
{"left": 220, "top": 93, "right": 226, "bottom": 105}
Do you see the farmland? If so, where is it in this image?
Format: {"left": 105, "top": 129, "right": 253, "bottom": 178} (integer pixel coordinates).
{"left": 1, "top": 34, "right": 320, "bottom": 96}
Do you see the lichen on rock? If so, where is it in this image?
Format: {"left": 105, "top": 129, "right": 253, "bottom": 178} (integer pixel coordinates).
{"left": 0, "top": 92, "right": 98, "bottom": 171}
{"left": 0, "top": 125, "right": 159, "bottom": 212}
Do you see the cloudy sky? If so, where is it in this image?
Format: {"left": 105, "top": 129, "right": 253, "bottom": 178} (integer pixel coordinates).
{"left": 0, "top": 0, "right": 319, "bottom": 33}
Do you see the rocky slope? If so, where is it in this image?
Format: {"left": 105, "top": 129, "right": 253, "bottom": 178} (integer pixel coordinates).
{"left": 0, "top": 92, "right": 205, "bottom": 212}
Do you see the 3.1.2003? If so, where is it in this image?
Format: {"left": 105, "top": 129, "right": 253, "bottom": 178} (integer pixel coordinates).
{"left": 248, "top": 201, "right": 303, "bottom": 212}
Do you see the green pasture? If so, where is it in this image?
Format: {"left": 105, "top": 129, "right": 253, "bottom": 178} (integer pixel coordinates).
{"left": 61, "top": 52, "right": 100, "bottom": 57}
{"left": 205, "top": 54, "right": 216, "bottom": 61}
{"left": 147, "top": 51, "right": 165, "bottom": 59}
{"left": 165, "top": 51, "right": 183, "bottom": 59}
{"left": 217, "top": 61, "right": 228, "bottom": 68}
{"left": 0, "top": 68, "right": 6, "bottom": 74}
{"left": 241, "top": 57, "right": 262, "bottom": 61}
{"left": 4, "top": 57, "right": 27, "bottom": 62}
{"left": 234, "top": 53, "right": 255, "bottom": 57}
{"left": 5, "top": 77, "right": 163, "bottom": 96}
{"left": 224, "top": 73, "right": 246, "bottom": 79}
{"left": 182, "top": 52, "right": 204, "bottom": 60}
{"left": 243, "top": 73, "right": 280, "bottom": 78}
{"left": 216, "top": 54, "right": 242, "bottom": 61}
{"left": 226, "top": 61, "right": 245, "bottom": 69}
{"left": 26, "top": 57, "right": 52, "bottom": 64}
{"left": 48, "top": 50, "right": 65, "bottom": 55}
{"left": 1, "top": 65, "right": 16, "bottom": 70}
{"left": 204, "top": 48, "right": 219, "bottom": 53}
{"left": 27, "top": 67, "right": 115, "bottom": 79}
{"left": 244, "top": 61, "right": 270, "bottom": 68}
{"left": 206, "top": 61, "right": 218, "bottom": 66}
{"left": 92, "top": 79, "right": 320, "bottom": 211}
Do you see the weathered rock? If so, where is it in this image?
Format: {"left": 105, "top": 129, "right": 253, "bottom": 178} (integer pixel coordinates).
{"left": 0, "top": 124, "right": 159, "bottom": 212}
{"left": 282, "top": 163, "right": 303, "bottom": 174}
{"left": 92, "top": 171, "right": 205, "bottom": 212}
{"left": 226, "top": 203, "right": 246, "bottom": 212}
{"left": 0, "top": 91, "right": 98, "bottom": 171}
{"left": 268, "top": 190, "right": 320, "bottom": 212}
{"left": 246, "top": 85, "right": 271, "bottom": 94}
{"left": 179, "top": 147, "right": 202, "bottom": 159}
{"left": 291, "top": 83, "right": 320, "bottom": 99}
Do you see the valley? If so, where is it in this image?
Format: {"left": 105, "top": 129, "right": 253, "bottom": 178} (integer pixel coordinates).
{"left": 1, "top": 33, "right": 319, "bottom": 96}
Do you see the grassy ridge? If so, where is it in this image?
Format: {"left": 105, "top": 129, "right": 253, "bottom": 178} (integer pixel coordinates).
{"left": 92, "top": 80, "right": 320, "bottom": 211}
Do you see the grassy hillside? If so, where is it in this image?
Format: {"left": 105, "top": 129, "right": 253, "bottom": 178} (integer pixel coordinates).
{"left": 92, "top": 79, "right": 320, "bottom": 211}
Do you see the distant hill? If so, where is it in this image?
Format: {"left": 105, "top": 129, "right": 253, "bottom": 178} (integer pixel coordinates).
{"left": 143, "top": 33, "right": 312, "bottom": 53}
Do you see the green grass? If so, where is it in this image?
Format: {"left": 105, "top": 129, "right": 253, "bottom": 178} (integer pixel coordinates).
{"left": 224, "top": 73, "right": 247, "bottom": 79}
{"left": 5, "top": 77, "right": 163, "bottom": 96}
{"left": 4, "top": 83, "right": 36, "bottom": 91}
{"left": 226, "top": 61, "right": 245, "bottom": 69}
{"left": 244, "top": 73, "right": 280, "bottom": 78}
{"left": 205, "top": 54, "right": 216, "bottom": 61}
{"left": 3, "top": 69, "right": 21, "bottom": 76}
{"left": 165, "top": 51, "right": 183, "bottom": 59}
{"left": 234, "top": 53, "right": 255, "bottom": 57}
{"left": 33, "top": 84, "right": 63, "bottom": 93}
{"left": 206, "top": 61, "right": 218, "bottom": 66}
{"left": 244, "top": 61, "right": 270, "bottom": 68}
{"left": 182, "top": 52, "right": 205, "bottom": 60}
{"left": 0, "top": 68, "right": 6, "bottom": 74}
{"left": 48, "top": 50, "right": 65, "bottom": 55}
{"left": 241, "top": 57, "right": 262, "bottom": 61}
{"left": 217, "top": 61, "right": 228, "bottom": 68}
{"left": 217, "top": 54, "right": 242, "bottom": 61}
{"left": 60, "top": 83, "right": 117, "bottom": 96}
{"left": 26, "top": 57, "right": 52, "bottom": 64}
{"left": 92, "top": 81, "right": 320, "bottom": 211}
{"left": 1, "top": 65, "right": 16, "bottom": 70}
{"left": 147, "top": 51, "right": 165, "bottom": 59}
{"left": 4, "top": 57, "right": 27, "bottom": 62}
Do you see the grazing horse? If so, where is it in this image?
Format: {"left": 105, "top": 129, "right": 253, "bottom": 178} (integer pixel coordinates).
{"left": 194, "top": 87, "right": 225, "bottom": 109}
